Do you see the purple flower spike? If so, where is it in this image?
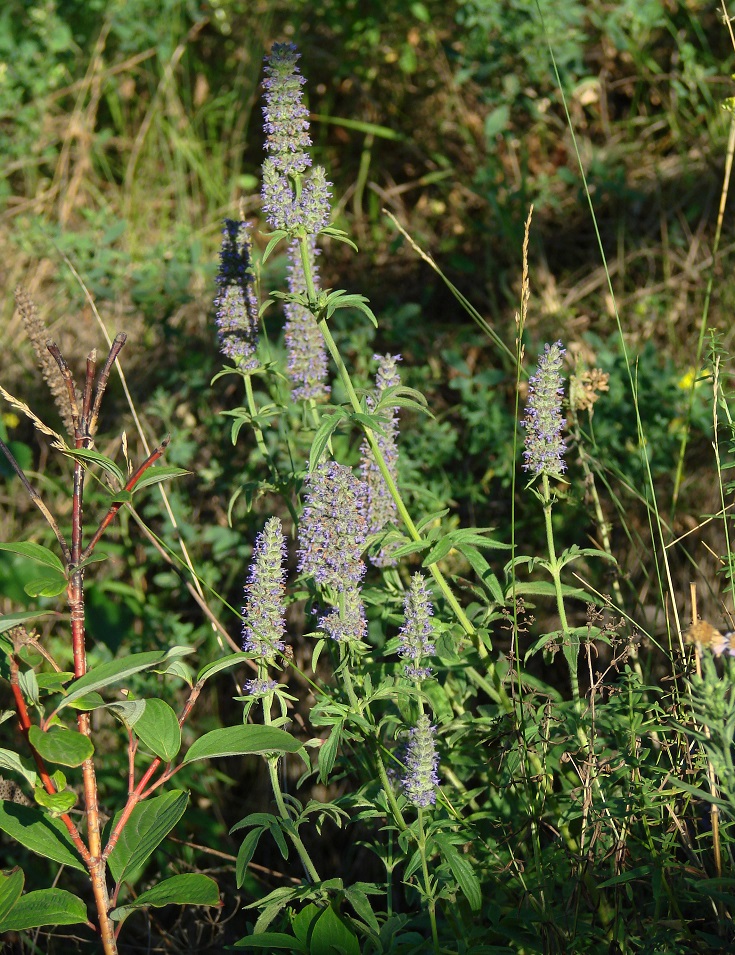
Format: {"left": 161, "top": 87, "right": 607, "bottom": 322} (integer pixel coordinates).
{"left": 260, "top": 43, "right": 332, "bottom": 234}
{"left": 403, "top": 714, "right": 440, "bottom": 808}
{"left": 522, "top": 340, "right": 567, "bottom": 478}
{"left": 284, "top": 238, "right": 330, "bottom": 400}
{"left": 398, "top": 574, "right": 435, "bottom": 681}
{"left": 298, "top": 462, "right": 367, "bottom": 591}
{"left": 214, "top": 220, "right": 259, "bottom": 369}
{"left": 242, "top": 517, "right": 287, "bottom": 658}
{"left": 360, "top": 354, "right": 402, "bottom": 566}
{"left": 262, "top": 42, "right": 312, "bottom": 174}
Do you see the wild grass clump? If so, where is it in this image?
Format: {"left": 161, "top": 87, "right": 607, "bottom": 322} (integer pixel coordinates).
{"left": 1, "top": 20, "right": 735, "bottom": 955}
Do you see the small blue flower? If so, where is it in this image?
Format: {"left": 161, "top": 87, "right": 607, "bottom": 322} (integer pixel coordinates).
{"left": 284, "top": 238, "right": 330, "bottom": 400}
{"left": 522, "top": 340, "right": 567, "bottom": 478}
{"left": 213, "top": 220, "right": 259, "bottom": 368}
{"left": 403, "top": 714, "right": 439, "bottom": 808}
{"left": 298, "top": 462, "right": 367, "bottom": 591}
{"left": 319, "top": 587, "right": 367, "bottom": 643}
{"left": 244, "top": 677, "right": 279, "bottom": 696}
{"left": 242, "top": 517, "right": 287, "bottom": 658}
{"left": 398, "top": 574, "right": 435, "bottom": 681}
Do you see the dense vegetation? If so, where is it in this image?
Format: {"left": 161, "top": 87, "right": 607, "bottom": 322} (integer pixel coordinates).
{"left": 1, "top": 1, "right": 734, "bottom": 952}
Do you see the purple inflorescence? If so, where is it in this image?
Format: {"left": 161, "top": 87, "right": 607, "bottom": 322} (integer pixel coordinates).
{"left": 319, "top": 587, "right": 368, "bottom": 643}
{"left": 213, "top": 220, "right": 259, "bottom": 368}
{"left": 402, "top": 713, "right": 440, "bottom": 808}
{"left": 244, "top": 677, "right": 279, "bottom": 696}
{"left": 297, "top": 462, "right": 367, "bottom": 591}
{"left": 522, "top": 340, "right": 567, "bottom": 478}
{"left": 284, "top": 238, "right": 330, "bottom": 400}
{"left": 260, "top": 43, "right": 332, "bottom": 234}
{"left": 360, "top": 354, "right": 402, "bottom": 566}
{"left": 261, "top": 43, "right": 312, "bottom": 175}
{"left": 242, "top": 516, "right": 287, "bottom": 658}
{"left": 398, "top": 574, "right": 435, "bottom": 681}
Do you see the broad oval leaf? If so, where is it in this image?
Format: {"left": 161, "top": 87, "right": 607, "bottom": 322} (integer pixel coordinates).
{"left": 28, "top": 726, "right": 93, "bottom": 768}
{"left": 134, "top": 699, "right": 181, "bottom": 762}
{"left": 23, "top": 574, "right": 67, "bottom": 598}
{"left": 109, "top": 873, "right": 219, "bottom": 923}
{"left": 0, "top": 887, "right": 87, "bottom": 932}
{"left": 33, "top": 787, "right": 76, "bottom": 814}
{"left": 182, "top": 725, "right": 302, "bottom": 765}
{"left": 107, "top": 790, "right": 188, "bottom": 885}
{"left": 0, "top": 868, "right": 24, "bottom": 926}
{"left": 0, "top": 748, "right": 37, "bottom": 787}
{"left": 312, "top": 905, "right": 360, "bottom": 955}
{"left": 0, "top": 802, "right": 85, "bottom": 871}
{"left": 106, "top": 699, "right": 147, "bottom": 729}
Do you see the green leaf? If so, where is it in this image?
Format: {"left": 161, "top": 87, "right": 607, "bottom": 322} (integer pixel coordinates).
{"left": 196, "top": 652, "right": 251, "bottom": 685}
{"left": 33, "top": 787, "right": 76, "bottom": 814}
{"left": 0, "top": 610, "right": 54, "bottom": 634}
{"left": 0, "top": 888, "right": 87, "bottom": 932}
{"left": 0, "top": 802, "right": 84, "bottom": 871}
{"left": 60, "top": 447, "right": 124, "bottom": 484}
{"left": 55, "top": 647, "right": 193, "bottom": 714}
{"left": 36, "top": 671, "right": 74, "bottom": 693}
{"left": 23, "top": 573, "right": 67, "bottom": 598}
{"left": 107, "top": 790, "right": 189, "bottom": 885}
{"left": 308, "top": 410, "right": 349, "bottom": 472}
{"left": 235, "top": 827, "right": 265, "bottom": 888}
{"left": 232, "top": 932, "right": 308, "bottom": 951}
{"left": 28, "top": 726, "right": 94, "bottom": 768}
{"left": 0, "top": 749, "right": 37, "bottom": 787}
{"left": 67, "top": 691, "right": 106, "bottom": 711}
{"left": 0, "top": 868, "right": 24, "bottom": 926}
{"left": 182, "top": 725, "right": 302, "bottom": 765}
{"left": 434, "top": 835, "right": 482, "bottom": 912}
{"left": 106, "top": 699, "right": 147, "bottom": 729}
{"left": 132, "top": 467, "right": 190, "bottom": 492}
{"left": 0, "top": 542, "right": 64, "bottom": 574}
{"left": 311, "top": 904, "right": 360, "bottom": 955}
{"left": 109, "top": 873, "right": 219, "bottom": 923}
{"left": 134, "top": 699, "right": 181, "bottom": 762}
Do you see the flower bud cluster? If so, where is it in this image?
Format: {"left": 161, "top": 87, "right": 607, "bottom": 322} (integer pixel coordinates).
{"left": 241, "top": 516, "right": 287, "bottom": 659}
{"left": 214, "top": 220, "right": 259, "bottom": 369}
{"left": 522, "top": 340, "right": 567, "bottom": 478}
{"left": 398, "top": 574, "right": 435, "bottom": 681}
{"left": 284, "top": 238, "right": 330, "bottom": 400}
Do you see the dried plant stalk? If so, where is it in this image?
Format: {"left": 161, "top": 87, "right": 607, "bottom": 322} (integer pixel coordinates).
{"left": 15, "top": 285, "right": 77, "bottom": 435}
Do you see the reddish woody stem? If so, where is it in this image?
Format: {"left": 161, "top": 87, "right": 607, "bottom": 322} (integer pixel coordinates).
{"left": 8, "top": 656, "right": 90, "bottom": 865}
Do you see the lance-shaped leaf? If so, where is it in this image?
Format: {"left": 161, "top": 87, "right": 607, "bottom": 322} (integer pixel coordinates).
{"left": 196, "top": 652, "right": 251, "bottom": 686}
{"left": 0, "top": 887, "right": 87, "bottom": 932}
{"left": 60, "top": 447, "right": 125, "bottom": 484}
{"left": 0, "top": 802, "right": 84, "bottom": 871}
{"left": 181, "top": 725, "right": 302, "bottom": 765}
{"left": 0, "top": 748, "right": 37, "bottom": 787}
{"left": 54, "top": 647, "right": 193, "bottom": 715}
{"left": 0, "top": 610, "right": 54, "bottom": 634}
{"left": 0, "top": 542, "right": 64, "bottom": 574}
{"left": 130, "top": 467, "right": 190, "bottom": 493}
{"left": 28, "top": 726, "right": 94, "bottom": 768}
{"left": 107, "top": 790, "right": 188, "bottom": 885}
{"left": 109, "top": 873, "right": 219, "bottom": 923}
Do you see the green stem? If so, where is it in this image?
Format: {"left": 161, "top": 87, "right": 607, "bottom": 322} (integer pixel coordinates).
{"left": 260, "top": 673, "right": 320, "bottom": 883}
{"left": 417, "top": 809, "right": 440, "bottom": 954}
{"left": 244, "top": 374, "right": 270, "bottom": 463}
{"left": 540, "top": 474, "right": 579, "bottom": 704}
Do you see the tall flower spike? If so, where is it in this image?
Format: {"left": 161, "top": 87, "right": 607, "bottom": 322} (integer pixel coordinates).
{"left": 297, "top": 461, "right": 367, "bottom": 591}
{"left": 522, "top": 340, "right": 567, "bottom": 478}
{"left": 242, "top": 517, "right": 287, "bottom": 658}
{"left": 284, "top": 238, "right": 330, "bottom": 400}
{"left": 214, "top": 220, "right": 259, "bottom": 369}
{"left": 398, "top": 574, "right": 435, "bottom": 681}
{"left": 403, "top": 714, "right": 440, "bottom": 808}
{"left": 260, "top": 43, "right": 332, "bottom": 234}
{"left": 360, "top": 354, "right": 402, "bottom": 566}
